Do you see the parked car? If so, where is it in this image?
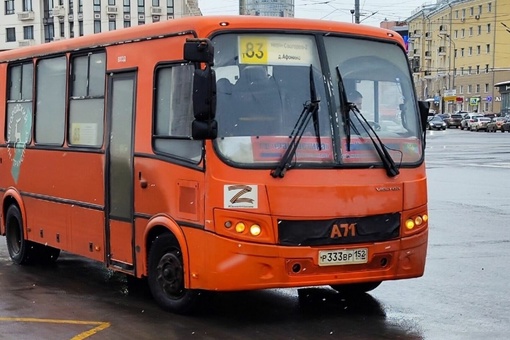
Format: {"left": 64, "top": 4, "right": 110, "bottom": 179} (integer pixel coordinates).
{"left": 460, "top": 113, "right": 483, "bottom": 130}
{"left": 469, "top": 117, "right": 492, "bottom": 131}
{"left": 427, "top": 115, "right": 447, "bottom": 130}
{"left": 502, "top": 120, "right": 510, "bottom": 132}
{"left": 436, "top": 113, "right": 450, "bottom": 121}
{"left": 445, "top": 113, "right": 463, "bottom": 128}
{"left": 486, "top": 117, "right": 507, "bottom": 132}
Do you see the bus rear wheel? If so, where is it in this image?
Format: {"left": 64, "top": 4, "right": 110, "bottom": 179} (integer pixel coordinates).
{"left": 5, "top": 205, "right": 38, "bottom": 265}
{"left": 148, "top": 234, "right": 200, "bottom": 314}
{"left": 330, "top": 281, "right": 382, "bottom": 295}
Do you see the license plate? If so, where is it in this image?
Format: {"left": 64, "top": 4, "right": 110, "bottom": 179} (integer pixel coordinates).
{"left": 318, "top": 248, "right": 368, "bottom": 266}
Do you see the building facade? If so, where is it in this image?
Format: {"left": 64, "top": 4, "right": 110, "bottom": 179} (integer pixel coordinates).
{"left": 239, "top": 0, "right": 294, "bottom": 17}
{"left": 1, "top": 0, "right": 200, "bottom": 51}
{"left": 407, "top": 0, "right": 510, "bottom": 114}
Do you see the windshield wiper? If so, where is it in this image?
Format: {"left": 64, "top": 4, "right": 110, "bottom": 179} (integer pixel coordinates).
{"left": 271, "top": 65, "right": 321, "bottom": 178}
{"left": 336, "top": 67, "right": 352, "bottom": 151}
{"left": 350, "top": 108, "right": 400, "bottom": 177}
{"left": 335, "top": 66, "right": 399, "bottom": 178}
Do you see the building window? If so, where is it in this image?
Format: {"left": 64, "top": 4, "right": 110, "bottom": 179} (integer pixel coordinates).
{"left": 93, "top": 0, "right": 100, "bottom": 12}
{"left": 167, "top": 0, "right": 173, "bottom": 14}
{"left": 5, "top": 0, "right": 15, "bottom": 14}
{"left": 461, "top": 48, "right": 464, "bottom": 57}
{"left": 124, "top": 20, "right": 131, "bottom": 28}
{"left": 476, "top": 65, "right": 480, "bottom": 74}
{"left": 123, "top": 0, "right": 129, "bottom": 13}
{"left": 486, "top": 44, "right": 490, "bottom": 53}
{"left": 485, "top": 84, "right": 489, "bottom": 93}
{"left": 488, "top": 2, "right": 492, "bottom": 12}
{"left": 485, "top": 64, "right": 489, "bottom": 73}
{"left": 94, "top": 20, "right": 101, "bottom": 33}
{"left": 468, "top": 46, "right": 472, "bottom": 56}
{"left": 78, "top": 0, "right": 83, "bottom": 13}
{"left": 60, "top": 22, "right": 64, "bottom": 37}
{"left": 476, "top": 84, "right": 480, "bottom": 93}
{"left": 109, "top": 19, "right": 116, "bottom": 31}
{"left": 469, "top": 7, "right": 473, "bottom": 16}
{"left": 23, "top": 0, "right": 33, "bottom": 11}
{"left": 477, "top": 45, "right": 480, "bottom": 54}
{"left": 138, "top": 0, "right": 144, "bottom": 13}
{"left": 6, "top": 27, "right": 16, "bottom": 41}
{"left": 478, "top": 5, "right": 482, "bottom": 15}
{"left": 69, "top": 0, "right": 73, "bottom": 12}
{"left": 152, "top": 0, "right": 159, "bottom": 5}
{"left": 478, "top": 25, "right": 481, "bottom": 35}
{"left": 467, "top": 85, "right": 472, "bottom": 94}
{"left": 79, "top": 21, "right": 83, "bottom": 36}
{"left": 469, "top": 27, "right": 473, "bottom": 36}
{"left": 23, "top": 26, "right": 34, "bottom": 39}
{"left": 109, "top": 0, "right": 115, "bottom": 5}
{"left": 487, "top": 23, "right": 491, "bottom": 33}
{"left": 69, "top": 22, "right": 74, "bottom": 38}
{"left": 468, "top": 66, "right": 472, "bottom": 75}
{"left": 461, "top": 28, "right": 465, "bottom": 38}
{"left": 44, "top": 23, "right": 54, "bottom": 42}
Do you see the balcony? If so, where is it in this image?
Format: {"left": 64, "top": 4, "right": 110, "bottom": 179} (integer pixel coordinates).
{"left": 151, "top": 7, "right": 162, "bottom": 15}
{"left": 51, "top": 6, "right": 65, "bottom": 17}
{"left": 19, "top": 39, "right": 35, "bottom": 47}
{"left": 106, "top": 6, "right": 118, "bottom": 14}
{"left": 17, "top": 11, "right": 35, "bottom": 21}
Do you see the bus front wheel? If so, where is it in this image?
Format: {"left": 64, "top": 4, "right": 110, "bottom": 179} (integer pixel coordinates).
{"left": 148, "top": 234, "right": 200, "bottom": 314}
{"left": 5, "top": 205, "right": 38, "bottom": 265}
{"left": 330, "top": 281, "right": 382, "bottom": 295}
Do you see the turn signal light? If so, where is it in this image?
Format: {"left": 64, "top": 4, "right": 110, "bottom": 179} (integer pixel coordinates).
{"left": 405, "top": 219, "right": 415, "bottom": 230}
{"left": 235, "top": 222, "right": 246, "bottom": 233}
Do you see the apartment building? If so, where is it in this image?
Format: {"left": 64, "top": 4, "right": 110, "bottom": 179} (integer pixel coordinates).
{"left": 0, "top": 0, "right": 201, "bottom": 51}
{"left": 239, "top": 0, "right": 294, "bottom": 17}
{"left": 407, "top": 0, "right": 510, "bottom": 114}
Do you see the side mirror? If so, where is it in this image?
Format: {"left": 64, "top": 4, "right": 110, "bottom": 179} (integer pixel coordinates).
{"left": 418, "top": 101, "right": 430, "bottom": 132}
{"left": 184, "top": 38, "right": 214, "bottom": 64}
{"left": 184, "top": 38, "right": 217, "bottom": 140}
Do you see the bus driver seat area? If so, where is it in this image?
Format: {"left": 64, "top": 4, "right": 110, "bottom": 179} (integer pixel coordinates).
{"left": 224, "top": 65, "right": 282, "bottom": 136}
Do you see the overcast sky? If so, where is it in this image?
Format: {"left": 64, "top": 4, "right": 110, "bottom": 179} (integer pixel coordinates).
{"left": 197, "top": 0, "right": 430, "bottom": 27}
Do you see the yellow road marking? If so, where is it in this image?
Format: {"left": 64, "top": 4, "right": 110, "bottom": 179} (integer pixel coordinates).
{"left": 0, "top": 317, "right": 110, "bottom": 339}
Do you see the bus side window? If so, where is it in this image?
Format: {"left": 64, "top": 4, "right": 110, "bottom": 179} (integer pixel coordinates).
{"left": 153, "top": 64, "right": 202, "bottom": 163}
{"left": 69, "top": 52, "right": 106, "bottom": 148}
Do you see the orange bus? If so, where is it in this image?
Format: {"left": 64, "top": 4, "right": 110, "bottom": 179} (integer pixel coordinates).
{"left": 0, "top": 16, "right": 430, "bottom": 313}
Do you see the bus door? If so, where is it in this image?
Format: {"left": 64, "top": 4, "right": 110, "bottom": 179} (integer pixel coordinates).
{"left": 105, "top": 71, "right": 137, "bottom": 272}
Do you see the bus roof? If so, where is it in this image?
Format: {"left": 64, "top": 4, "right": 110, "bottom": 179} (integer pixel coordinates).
{"left": 0, "top": 15, "right": 404, "bottom": 63}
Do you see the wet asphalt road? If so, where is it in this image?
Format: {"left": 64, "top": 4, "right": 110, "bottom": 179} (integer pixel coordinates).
{"left": 1, "top": 127, "right": 509, "bottom": 340}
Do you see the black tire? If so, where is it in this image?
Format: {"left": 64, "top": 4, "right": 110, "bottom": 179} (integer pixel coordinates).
{"left": 5, "top": 205, "right": 38, "bottom": 265}
{"left": 331, "top": 281, "right": 382, "bottom": 295}
{"left": 147, "top": 234, "right": 200, "bottom": 314}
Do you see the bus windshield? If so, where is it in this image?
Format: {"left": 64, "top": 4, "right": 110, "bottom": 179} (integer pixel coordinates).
{"left": 212, "top": 33, "right": 423, "bottom": 168}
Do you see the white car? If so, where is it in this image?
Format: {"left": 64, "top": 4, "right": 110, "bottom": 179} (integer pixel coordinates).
{"left": 469, "top": 117, "right": 492, "bottom": 131}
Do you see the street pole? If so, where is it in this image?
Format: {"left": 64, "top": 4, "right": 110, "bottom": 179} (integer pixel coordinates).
{"left": 355, "top": 0, "right": 360, "bottom": 24}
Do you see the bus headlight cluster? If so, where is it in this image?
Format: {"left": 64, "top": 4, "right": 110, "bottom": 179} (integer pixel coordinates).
{"left": 225, "top": 220, "right": 262, "bottom": 237}
{"left": 405, "top": 214, "right": 428, "bottom": 230}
